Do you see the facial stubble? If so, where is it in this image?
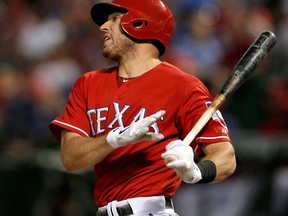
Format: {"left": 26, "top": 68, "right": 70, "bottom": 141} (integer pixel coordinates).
{"left": 102, "top": 33, "right": 136, "bottom": 61}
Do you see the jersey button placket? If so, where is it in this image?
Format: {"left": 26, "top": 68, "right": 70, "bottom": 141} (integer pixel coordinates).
{"left": 118, "top": 81, "right": 131, "bottom": 100}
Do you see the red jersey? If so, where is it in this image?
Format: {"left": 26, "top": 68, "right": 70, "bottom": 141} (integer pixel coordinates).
{"left": 49, "top": 62, "right": 230, "bottom": 206}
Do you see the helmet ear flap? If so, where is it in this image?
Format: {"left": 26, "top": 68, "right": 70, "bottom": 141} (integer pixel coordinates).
{"left": 120, "top": 13, "right": 162, "bottom": 38}
{"left": 131, "top": 20, "right": 149, "bottom": 29}
{"left": 121, "top": 13, "right": 151, "bottom": 31}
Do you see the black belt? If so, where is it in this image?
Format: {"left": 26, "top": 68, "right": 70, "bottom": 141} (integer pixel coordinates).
{"left": 96, "top": 196, "right": 173, "bottom": 216}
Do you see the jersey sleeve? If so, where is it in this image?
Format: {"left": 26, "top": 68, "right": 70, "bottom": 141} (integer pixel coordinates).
{"left": 177, "top": 82, "right": 231, "bottom": 150}
{"left": 49, "top": 75, "right": 90, "bottom": 141}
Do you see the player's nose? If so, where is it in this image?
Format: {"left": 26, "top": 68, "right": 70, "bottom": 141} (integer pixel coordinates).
{"left": 100, "top": 20, "right": 111, "bottom": 32}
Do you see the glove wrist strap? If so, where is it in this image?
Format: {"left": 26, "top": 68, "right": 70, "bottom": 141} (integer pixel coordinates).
{"left": 197, "top": 160, "right": 217, "bottom": 183}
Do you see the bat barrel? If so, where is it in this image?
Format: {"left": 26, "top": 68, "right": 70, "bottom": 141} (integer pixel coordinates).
{"left": 220, "top": 30, "right": 276, "bottom": 99}
{"left": 164, "top": 31, "right": 276, "bottom": 165}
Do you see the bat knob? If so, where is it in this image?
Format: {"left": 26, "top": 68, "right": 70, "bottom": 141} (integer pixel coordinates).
{"left": 164, "top": 155, "right": 178, "bottom": 165}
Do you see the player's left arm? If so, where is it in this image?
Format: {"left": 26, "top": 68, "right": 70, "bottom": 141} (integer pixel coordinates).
{"left": 199, "top": 141, "right": 236, "bottom": 183}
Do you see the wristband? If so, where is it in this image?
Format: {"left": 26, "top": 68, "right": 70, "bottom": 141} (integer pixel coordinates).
{"left": 197, "top": 160, "right": 216, "bottom": 183}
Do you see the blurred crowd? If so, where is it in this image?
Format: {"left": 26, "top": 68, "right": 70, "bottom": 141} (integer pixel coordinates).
{"left": 0, "top": 0, "right": 288, "bottom": 216}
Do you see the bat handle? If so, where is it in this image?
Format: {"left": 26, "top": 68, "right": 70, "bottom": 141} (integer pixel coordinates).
{"left": 164, "top": 94, "right": 226, "bottom": 165}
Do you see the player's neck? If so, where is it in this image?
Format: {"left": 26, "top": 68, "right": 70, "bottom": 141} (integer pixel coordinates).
{"left": 118, "top": 56, "right": 162, "bottom": 78}
{"left": 117, "top": 43, "right": 161, "bottom": 78}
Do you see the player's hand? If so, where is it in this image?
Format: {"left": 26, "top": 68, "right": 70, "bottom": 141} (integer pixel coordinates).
{"left": 106, "top": 110, "right": 165, "bottom": 148}
{"left": 161, "top": 140, "right": 202, "bottom": 183}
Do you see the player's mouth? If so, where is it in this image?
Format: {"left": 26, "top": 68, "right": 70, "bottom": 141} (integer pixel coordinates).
{"left": 103, "top": 34, "right": 111, "bottom": 42}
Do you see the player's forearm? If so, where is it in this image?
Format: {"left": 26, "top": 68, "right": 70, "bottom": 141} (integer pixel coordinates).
{"left": 60, "top": 130, "right": 114, "bottom": 171}
{"left": 201, "top": 142, "right": 236, "bottom": 183}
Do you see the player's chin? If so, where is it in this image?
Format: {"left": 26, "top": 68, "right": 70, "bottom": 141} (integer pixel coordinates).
{"left": 103, "top": 50, "right": 119, "bottom": 61}
{"left": 103, "top": 49, "right": 112, "bottom": 58}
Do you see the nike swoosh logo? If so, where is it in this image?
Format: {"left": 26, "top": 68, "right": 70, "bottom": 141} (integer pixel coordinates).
{"left": 119, "top": 126, "right": 130, "bottom": 134}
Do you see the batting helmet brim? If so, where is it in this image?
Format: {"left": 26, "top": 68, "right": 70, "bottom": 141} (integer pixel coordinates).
{"left": 91, "top": 2, "right": 128, "bottom": 26}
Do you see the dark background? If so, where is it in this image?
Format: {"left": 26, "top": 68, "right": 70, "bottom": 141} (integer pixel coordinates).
{"left": 0, "top": 0, "right": 288, "bottom": 215}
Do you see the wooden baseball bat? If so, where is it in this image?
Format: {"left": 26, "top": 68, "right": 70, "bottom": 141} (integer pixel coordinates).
{"left": 164, "top": 30, "right": 276, "bottom": 164}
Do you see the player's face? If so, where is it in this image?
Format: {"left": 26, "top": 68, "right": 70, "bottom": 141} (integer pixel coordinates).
{"left": 100, "top": 12, "right": 136, "bottom": 60}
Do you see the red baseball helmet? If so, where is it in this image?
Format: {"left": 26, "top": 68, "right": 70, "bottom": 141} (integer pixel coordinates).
{"left": 91, "top": 0, "right": 175, "bottom": 56}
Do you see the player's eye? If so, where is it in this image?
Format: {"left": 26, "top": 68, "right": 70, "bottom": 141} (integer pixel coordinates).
{"left": 113, "top": 15, "right": 121, "bottom": 21}
{"left": 108, "top": 13, "right": 122, "bottom": 22}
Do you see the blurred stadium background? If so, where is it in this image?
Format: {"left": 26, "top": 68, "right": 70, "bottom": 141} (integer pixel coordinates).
{"left": 0, "top": 0, "right": 288, "bottom": 215}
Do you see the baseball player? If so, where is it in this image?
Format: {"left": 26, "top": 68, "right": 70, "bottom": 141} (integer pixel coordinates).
{"left": 49, "top": 0, "right": 236, "bottom": 215}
